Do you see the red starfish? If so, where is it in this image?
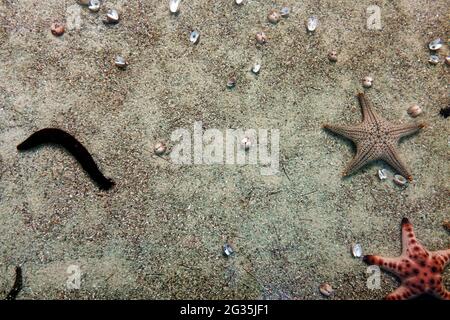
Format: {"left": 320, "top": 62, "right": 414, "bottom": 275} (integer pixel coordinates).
{"left": 363, "top": 218, "right": 450, "bottom": 300}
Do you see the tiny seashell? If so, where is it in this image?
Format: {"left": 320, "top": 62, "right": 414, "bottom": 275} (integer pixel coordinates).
{"left": 428, "top": 38, "right": 444, "bottom": 51}
{"left": 306, "top": 16, "right": 318, "bottom": 32}
{"left": 280, "top": 7, "right": 289, "bottom": 17}
{"left": 154, "top": 142, "right": 167, "bottom": 155}
{"left": 189, "top": 30, "right": 200, "bottom": 44}
{"left": 267, "top": 9, "right": 281, "bottom": 24}
{"left": 378, "top": 168, "right": 388, "bottom": 180}
{"left": 51, "top": 22, "right": 65, "bottom": 36}
{"left": 362, "top": 76, "right": 373, "bottom": 88}
{"left": 241, "top": 137, "right": 251, "bottom": 150}
{"left": 106, "top": 9, "right": 119, "bottom": 23}
{"left": 169, "top": 0, "right": 181, "bottom": 14}
{"left": 319, "top": 283, "right": 333, "bottom": 297}
{"left": 252, "top": 63, "right": 261, "bottom": 74}
{"left": 428, "top": 55, "right": 439, "bottom": 65}
{"left": 223, "top": 243, "right": 234, "bottom": 257}
{"left": 114, "top": 56, "right": 127, "bottom": 68}
{"left": 88, "top": 0, "right": 101, "bottom": 12}
{"left": 351, "top": 243, "right": 363, "bottom": 258}
{"left": 235, "top": 0, "right": 244, "bottom": 5}
{"left": 255, "top": 31, "right": 267, "bottom": 44}
{"left": 227, "top": 77, "right": 236, "bottom": 88}
{"left": 407, "top": 105, "right": 422, "bottom": 118}
{"left": 445, "top": 56, "right": 450, "bottom": 66}
{"left": 328, "top": 50, "right": 338, "bottom": 62}
{"left": 393, "top": 174, "right": 408, "bottom": 187}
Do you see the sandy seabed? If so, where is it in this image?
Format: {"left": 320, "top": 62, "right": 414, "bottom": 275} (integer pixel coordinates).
{"left": 0, "top": 0, "right": 448, "bottom": 299}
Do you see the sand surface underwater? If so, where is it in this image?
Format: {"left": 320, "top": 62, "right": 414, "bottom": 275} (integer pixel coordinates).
{"left": 0, "top": 0, "right": 449, "bottom": 299}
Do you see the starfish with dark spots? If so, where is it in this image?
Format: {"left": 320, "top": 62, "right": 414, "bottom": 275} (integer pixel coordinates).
{"left": 363, "top": 218, "right": 450, "bottom": 300}
{"left": 323, "top": 92, "right": 425, "bottom": 180}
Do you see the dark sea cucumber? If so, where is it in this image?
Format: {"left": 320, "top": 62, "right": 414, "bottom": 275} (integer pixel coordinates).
{"left": 17, "top": 128, "right": 114, "bottom": 190}
{"left": 5, "top": 266, "right": 22, "bottom": 300}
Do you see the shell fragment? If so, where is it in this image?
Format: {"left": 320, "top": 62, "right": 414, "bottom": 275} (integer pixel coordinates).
{"left": 223, "top": 243, "right": 234, "bottom": 256}
{"left": 280, "top": 7, "right": 290, "bottom": 17}
{"left": 352, "top": 243, "right": 363, "bottom": 258}
{"left": 428, "top": 38, "right": 443, "bottom": 51}
{"left": 190, "top": 30, "right": 200, "bottom": 44}
{"left": 106, "top": 9, "right": 119, "bottom": 23}
{"left": 378, "top": 169, "right": 388, "bottom": 180}
{"left": 88, "top": 0, "right": 100, "bottom": 12}
{"left": 252, "top": 63, "right": 261, "bottom": 74}
{"left": 306, "top": 16, "right": 318, "bottom": 32}
{"left": 169, "top": 0, "right": 181, "bottom": 14}
{"left": 114, "top": 56, "right": 127, "bottom": 68}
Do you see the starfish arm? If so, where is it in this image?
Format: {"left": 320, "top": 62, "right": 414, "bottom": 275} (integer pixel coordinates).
{"left": 323, "top": 124, "right": 366, "bottom": 142}
{"left": 381, "top": 143, "right": 413, "bottom": 180}
{"left": 342, "top": 143, "right": 377, "bottom": 177}
{"left": 434, "top": 284, "right": 450, "bottom": 300}
{"left": 363, "top": 255, "right": 402, "bottom": 275}
{"left": 389, "top": 122, "right": 425, "bottom": 140}
{"left": 401, "top": 217, "right": 423, "bottom": 254}
{"left": 357, "top": 92, "right": 381, "bottom": 124}
{"left": 402, "top": 218, "right": 429, "bottom": 259}
{"left": 385, "top": 285, "right": 416, "bottom": 300}
{"left": 433, "top": 249, "right": 450, "bottom": 267}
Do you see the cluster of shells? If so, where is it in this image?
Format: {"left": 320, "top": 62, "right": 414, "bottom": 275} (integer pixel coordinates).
{"left": 52, "top": 1, "right": 124, "bottom": 67}
{"left": 427, "top": 38, "right": 449, "bottom": 66}
{"left": 54, "top": 2, "right": 436, "bottom": 177}
{"left": 377, "top": 169, "right": 408, "bottom": 187}
{"left": 319, "top": 242, "right": 364, "bottom": 297}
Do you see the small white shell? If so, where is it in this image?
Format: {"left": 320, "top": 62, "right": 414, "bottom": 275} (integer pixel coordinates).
{"left": 351, "top": 243, "right": 363, "bottom": 258}
{"left": 235, "top": 0, "right": 244, "bottom": 5}
{"left": 407, "top": 105, "right": 422, "bottom": 118}
{"left": 393, "top": 174, "right": 408, "bottom": 186}
{"left": 428, "top": 38, "right": 443, "bottom": 51}
{"left": 88, "top": 0, "right": 100, "bottom": 12}
{"left": 328, "top": 51, "right": 338, "bottom": 62}
{"left": 154, "top": 142, "right": 167, "bottom": 155}
{"left": 306, "top": 16, "right": 318, "bottom": 32}
{"left": 223, "top": 243, "right": 234, "bottom": 256}
{"left": 106, "top": 9, "right": 119, "bottom": 23}
{"left": 114, "top": 56, "right": 127, "bottom": 68}
{"left": 362, "top": 76, "right": 373, "bottom": 88}
{"left": 169, "top": 0, "right": 181, "bottom": 13}
{"left": 255, "top": 32, "right": 267, "bottom": 44}
{"left": 445, "top": 56, "right": 450, "bottom": 66}
{"left": 378, "top": 168, "right": 388, "bottom": 180}
{"left": 280, "top": 7, "right": 290, "bottom": 17}
{"left": 267, "top": 10, "right": 281, "bottom": 24}
{"left": 241, "top": 137, "right": 251, "bottom": 150}
{"left": 189, "top": 30, "right": 200, "bottom": 44}
{"left": 227, "top": 77, "right": 236, "bottom": 88}
{"left": 252, "top": 63, "right": 261, "bottom": 74}
{"left": 428, "top": 55, "right": 439, "bottom": 65}
{"left": 319, "top": 283, "right": 333, "bottom": 297}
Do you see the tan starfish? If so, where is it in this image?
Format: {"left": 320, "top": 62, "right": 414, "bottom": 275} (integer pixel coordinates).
{"left": 323, "top": 93, "right": 425, "bottom": 180}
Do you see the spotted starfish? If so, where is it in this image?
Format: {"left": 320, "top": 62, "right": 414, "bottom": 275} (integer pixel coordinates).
{"left": 323, "top": 93, "right": 425, "bottom": 180}
{"left": 364, "top": 218, "right": 450, "bottom": 300}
